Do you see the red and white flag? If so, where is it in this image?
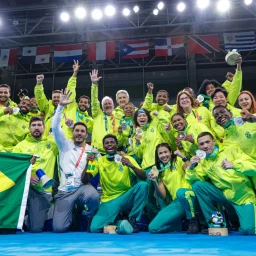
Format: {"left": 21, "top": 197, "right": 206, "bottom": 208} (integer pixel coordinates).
{"left": 120, "top": 40, "right": 149, "bottom": 59}
{"left": 87, "top": 42, "right": 115, "bottom": 60}
{"left": 0, "top": 48, "right": 18, "bottom": 67}
{"left": 21, "top": 46, "right": 51, "bottom": 64}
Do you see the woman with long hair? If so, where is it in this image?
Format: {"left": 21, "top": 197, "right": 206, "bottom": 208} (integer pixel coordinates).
{"left": 148, "top": 143, "right": 199, "bottom": 234}
{"left": 238, "top": 90, "right": 256, "bottom": 115}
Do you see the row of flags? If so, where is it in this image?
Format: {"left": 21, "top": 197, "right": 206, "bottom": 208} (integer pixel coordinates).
{"left": 0, "top": 31, "right": 255, "bottom": 67}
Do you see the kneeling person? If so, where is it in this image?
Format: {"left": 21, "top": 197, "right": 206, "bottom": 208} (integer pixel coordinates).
{"left": 85, "top": 134, "right": 148, "bottom": 234}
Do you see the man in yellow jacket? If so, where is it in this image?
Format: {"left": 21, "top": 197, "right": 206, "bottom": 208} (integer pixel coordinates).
{"left": 90, "top": 69, "right": 118, "bottom": 154}
{"left": 0, "top": 84, "right": 17, "bottom": 118}
{"left": 186, "top": 132, "right": 256, "bottom": 235}
{"left": 0, "top": 98, "right": 31, "bottom": 152}
{"left": 12, "top": 116, "right": 58, "bottom": 232}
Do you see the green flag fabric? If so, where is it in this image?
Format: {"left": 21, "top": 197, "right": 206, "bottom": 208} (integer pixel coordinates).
{"left": 0, "top": 152, "right": 32, "bottom": 232}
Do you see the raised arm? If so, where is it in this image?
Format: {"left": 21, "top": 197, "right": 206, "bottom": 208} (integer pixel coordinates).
{"left": 90, "top": 69, "right": 102, "bottom": 118}
{"left": 142, "top": 82, "right": 154, "bottom": 111}
{"left": 34, "top": 74, "right": 49, "bottom": 113}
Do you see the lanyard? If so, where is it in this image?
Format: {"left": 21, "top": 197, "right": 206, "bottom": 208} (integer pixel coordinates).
{"left": 120, "top": 116, "right": 134, "bottom": 136}
{"left": 75, "top": 145, "right": 86, "bottom": 169}
{"left": 76, "top": 110, "right": 87, "bottom": 123}
{"left": 159, "top": 161, "right": 171, "bottom": 173}
{"left": 192, "top": 109, "right": 201, "bottom": 123}
{"left": 104, "top": 113, "right": 116, "bottom": 133}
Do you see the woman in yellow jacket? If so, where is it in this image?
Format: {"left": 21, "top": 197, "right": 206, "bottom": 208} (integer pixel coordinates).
{"left": 238, "top": 90, "right": 256, "bottom": 115}
{"left": 148, "top": 143, "right": 199, "bottom": 234}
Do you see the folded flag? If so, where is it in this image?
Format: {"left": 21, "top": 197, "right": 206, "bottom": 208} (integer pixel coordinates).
{"left": 0, "top": 152, "right": 32, "bottom": 233}
{"left": 87, "top": 41, "right": 115, "bottom": 61}
{"left": 54, "top": 44, "right": 83, "bottom": 63}
{"left": 0, "top": 48, "right": 18, "bottom": 67}
{"left": 224, "top": 31, "right": 256, "bottom": 52}
{"left": 154, "top": 37, "right": 185, "bottom": 56}
{"left": 120, "top": 40, "right": 149, "bottom": 59}
{"left": 188, "top": 34, "right": 219, "bottom": 54}
{"left": 21, "top": 46, "right": 50, "bottom": 64}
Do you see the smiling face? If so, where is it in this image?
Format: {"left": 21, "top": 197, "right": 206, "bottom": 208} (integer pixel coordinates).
{"left": 103, "top": 137, "right": 118, "bottom": 155}
{"left": 52, "top": 92, "right": 60, "bottom": 107}
{"left": 137, "top": 113, "right": 148, "bottom": 127}
{"left": 18, "top": 99, "right": 31, "bottom": 114}
{"left": 78, "top": 97, "right": 90, "bottom": 112}
{"left": 238, "top": 93, "right": 252, "bottom": 111}
{"left": 103, "top": 99, "right": 114, "bottom": 115}
{"left": 206, "top": 84, "right": 216, "bottom": 96}
{"left": 172, "top": 115, "right": 186, "bottom": 131}
{"left": 0, "top": 87, "right": 10, "bottom": 104}
{"left": 212, "top": 91, "right": 228, "bottom": 107}
{"left": 179, "top": 93, "right": 192, "bottom": 109}
{"left": 124, "top": 103, "right": 135, "bottom": 117}
{"left": 29, "top": 120, "right": 44, "bottom": 139}
{"left": 197, "top": 135, "right": 216, "bottom": 155}
{"left": 213, "top": 107, "right": 232, "bottom": 127}
{"left": 72, "top": 124, "right": 87, "bottom": 145}
{"left": 117, "top": 92, "right": 129, "bottom": 109}
{"left": 156, "top": 91, "right": 169, "bottom": 106}
{"left": 157, "top": 146, "right": 172, "bottom": 164}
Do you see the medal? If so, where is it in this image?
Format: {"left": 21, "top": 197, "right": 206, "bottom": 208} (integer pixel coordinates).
{"left": 225, "top": 49, "right": 240, "bottom": 66}
{"left": 128, "top": 137, "right": 133, "bottom": 145}
{"left": 196, "top": 150, "right": 206, "bottom": 159}
{"left": 114, "top": 154, "right": 122, "bottom": 164}
{"left": 12, "top": 107, "right": 20, "bottom": 115}
{"left": 136, "top": 127, "right": 143, "bottom": 135}
{"left": 151, "top": 166, "right": 159, "bottom": 178}
{"left": 178, "top": 131, "right": 186, "bottom": 139}
{"left": 233, "top": 117, "right": 244, "bottom": 126}
{"left": 197, "top": 95, "right": 204, "bottom": 103}
{"left": 121, "top": 123, "right": 127, "bottom": 130}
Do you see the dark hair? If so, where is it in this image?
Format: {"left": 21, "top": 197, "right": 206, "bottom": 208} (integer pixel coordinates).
{"left": 171, "top": 112, "right": 185, "bottom": 122}
{"left": 102, "top": 134, "right": 118, "bottom": 145}
{"left": 78, "top": 95, "right": 91, "bottom": 104}
{"left": 0, "top": 84, "right": 11, "bottom": 92}
{"left": 73, "top": 122, "right": 87, "bottom": 132}
{"left": 133, "top": 108, "right": 152, "bottom": 127}
{"left": 52, "top": 90, "right": 61, "bottom": 94}
{"left": 212, "top": 105, "right": 230, "bottom": 114}
{"left": 29, "top": 116, "right": 44, "bottom": 127}
{"left": 211, "top": 87, "right": 228, "bottom": 100}
{"left": 197, "top": 132, "right": 214, "bottom": 141}
{"left": 156, "top": 90, "right": 169, "bottom": 98}
{"left": 183, "top": 87, "right": 196, "bottom": 99}
{"left": 155, "top": 143, "right": 177, "bottom": 170}
{"left": 124, "top": 102, "right": 135, "bottom": 108}
{"left": 197, "top": 79, "right": 222, "bottom": 96}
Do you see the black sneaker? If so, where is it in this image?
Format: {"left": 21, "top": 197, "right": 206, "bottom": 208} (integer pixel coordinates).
{"left": 187, "top": 217, "right": 199, "bottom": 234}
{"left": 128, "top": 217, "right": 139, "bottom": 233}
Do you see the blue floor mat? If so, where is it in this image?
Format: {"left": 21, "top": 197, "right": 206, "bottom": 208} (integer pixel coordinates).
{"left": 0, "top": 232, "right": 255, "bottom": 256}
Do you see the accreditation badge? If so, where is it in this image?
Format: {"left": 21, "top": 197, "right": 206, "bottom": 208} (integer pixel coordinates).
{"left": 65, "top": 173, "right": 75, "bottom": 189}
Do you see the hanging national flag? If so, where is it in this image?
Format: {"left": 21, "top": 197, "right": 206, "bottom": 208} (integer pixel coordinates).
{"left": 0, "top": 152, "right": 32, "bottom": 233}
{"left": 87, "top": 41, "right": 115, "bottom": 61}
{"left": 188, "top": 34, "right": 220, "bottom": 54}
{"left": 224, "top": 31, "right": 256, "bottom": 52}
{"left": 0, "top": 48, "right": 18, "bottom": 67}
{"left": 154, "top": 37, "right": 185, "bottom": 56}
{"left": 21, "top": 46, "right": 51, "bottom": 64}
{"left": 54, "top": 44, "right": 83, "bottom": 63}
{"left": 120, "top": 40, "right": 149, "bottom": 59}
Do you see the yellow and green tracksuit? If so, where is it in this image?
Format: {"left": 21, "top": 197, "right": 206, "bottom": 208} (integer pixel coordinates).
{"left": 0, "top": 99, "right": 17, "bottom": 118}
{"left": 113, "top": 106, "right": 138, "bottom": 123}
{"left": 142, "top": 93, "right": 176, "bottom": 125}
{"left": 0, "top": 112, "right": 30, "bottom": 152}
{"left": 91, "top": 83, "right": 118, "bottom": 154}
{"left": 210, "top": 104, "right": 241, "bottom": 142}
{"left": 12, "top": 134, "right": 58, "bottom": 194}
{"left": 171, "top": 123, "right": 213, "bottom": 158}
{"left": 149, "top": 158, "right": 197, "bottom": 233}
{"left": 0, "top": 144, "right": 6, "bottom": 152}
{"left": 89, "top": 155, "right": 148, "bottom": 232}
{"left": 186, "top": 146, "right": 256, "bottom": 235}
{"left": 28, "top": 110, "right": 41, "bottom": 118}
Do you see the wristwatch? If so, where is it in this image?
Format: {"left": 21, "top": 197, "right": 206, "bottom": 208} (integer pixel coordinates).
{"left": 182, "top": 157, "right": 188, "bottom": 162}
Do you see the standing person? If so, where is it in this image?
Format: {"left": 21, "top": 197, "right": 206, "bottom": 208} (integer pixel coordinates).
{"left": 113, "top": 90, "right": 130, "bottom": 121}
{"left": 87, "top": 134, "right": 148, "bottom": 234}
{"left": 51, "top": 89, "right": 100, "bottom": 233}
{"left": 148, "top": 143, "right": 199, "bottom": 234}
{"left": 186, "top": 132, "right": 256, "bottom": 235}
{"left": 12, "top": 116, "right": 58, "bottom": 232}
{"left": 0, "top": 84, "right": 17, "bottom": 117}
{"left": 90, "top": 69, "right": 118, "bottom": 154}
{"left": 0, "top": 98, "right": 31, "bottom": 152}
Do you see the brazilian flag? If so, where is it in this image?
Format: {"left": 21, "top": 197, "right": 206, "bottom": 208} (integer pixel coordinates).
{"left": 0, "top": 152, "right": 32, "bottom": 234}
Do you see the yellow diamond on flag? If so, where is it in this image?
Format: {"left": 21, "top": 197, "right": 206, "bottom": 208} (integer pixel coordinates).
{"left": 0, "top": 171, "right": 15, "bottom": 192}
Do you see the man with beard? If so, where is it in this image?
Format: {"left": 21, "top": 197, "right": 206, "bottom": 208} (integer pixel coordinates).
{"left": 0, "top": 84, "right": 17, "bottom": 118}
{"left": 12, "top": 116, "right": 58, "bottom": 232}
{"left": 0, "top": 98, "right": 31, "bottom": 152}
{"left": 51, "top": 89, "right": 100, "bottom": 233}
{"left": 142, "top": 82, "right": 176, "bottom": 125}
{"left": 90, "top": 69, "right": 118, "bottom": 154}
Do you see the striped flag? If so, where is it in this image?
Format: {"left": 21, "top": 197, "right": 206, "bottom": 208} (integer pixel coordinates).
{"left": 224, "top": 31, "right": 256, "bottom": 52}
{"left": 188, "top": 34, "right": 220, "bottom": 54}
{"left": 0, "top": 48, "right": 18, "bottom": 67}
{"left": 87, "top": 41, "right": 115, "bottom": 61}
{"left": 54, "top": 44, "right": 83, "bottom": 63}
{"left": 120, "top": 40, "right": 149, "bottom": 59}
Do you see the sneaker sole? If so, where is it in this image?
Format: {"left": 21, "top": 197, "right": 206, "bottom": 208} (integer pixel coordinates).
{"left": 118, "top": 220, "right": 133, "bottom": 234}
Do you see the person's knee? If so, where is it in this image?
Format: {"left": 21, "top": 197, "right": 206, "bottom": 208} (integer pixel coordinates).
{"left": 137, "top": 181, "right": 149, "bottom": 192}
{"left": 176, "top": 188, "right": 186, "bottom": 199}
{"left": 192, "top": 181, "right": 205, "bottom": 192}
{"left": 240, "top": 224, "right": 255, "bottom": 235}
{"left": 148, "top": 221, "right": 160, "bottom": 234}
{"left": 52, "top": 223, "right": 69, "bottom": 233}
{"left": 29, "top": 226, "right": 44, "bottom": 233}
{"left": 90, "top": 219, "right": 103, "bottom": 233}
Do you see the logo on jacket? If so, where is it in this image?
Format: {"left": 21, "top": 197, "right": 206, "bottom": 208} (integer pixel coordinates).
{"left": 46, "top": 143, "right": 51, "bottom": 149}
{"left": 22, "top": 125, "right": 26, "bottom": 129}
{"left": 245, "top": 131, "right": 251, "bottom": 139}
{"left": 150, "top": 128, "right": 154, "bottom": 132}
{"left": 118, "top": 165, "right": 123, "bottom": 172}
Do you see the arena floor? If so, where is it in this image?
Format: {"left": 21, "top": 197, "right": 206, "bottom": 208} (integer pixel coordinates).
{"left": 0, "top": 232, "right": 255, "bottom": 256}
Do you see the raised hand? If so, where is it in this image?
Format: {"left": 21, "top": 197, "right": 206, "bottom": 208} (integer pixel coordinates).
{"left": 226, "top": 72, "right": 234, "bottom": 81}
{"left": 147, "top": 82, "right": 154, "bottom": 91}
{"left": 164, "top": 105, "right": 172, "bottom": 112}
{"left": 4, "top": 107, "right": 13, "bottom": 115}
{"left": 90, "top": 69, "right": 102, "bottom": 84}
{"left": 64, "top": 113, "right": 74, "bottom": 128}
{"left": 236, "top": 56, "right": 242, "bottom": 71}
{"left": 184, "top": 134, "right": 194, "bottom": 144}
{"left": 36, "top": 74, "right": 44, "bottom": 85}
{"left": 73, "top": 60, "right": 80, "bottom": 73}
{"left": 59, "top": 89, "right": 74, "bottom": 107}
{"left": 164, "top": 122, "right": 171, "bottom": 131}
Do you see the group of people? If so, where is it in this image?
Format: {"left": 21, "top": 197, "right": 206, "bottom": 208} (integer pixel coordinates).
{"left": 1, "top": 56, "right": 256, "bottom": 235}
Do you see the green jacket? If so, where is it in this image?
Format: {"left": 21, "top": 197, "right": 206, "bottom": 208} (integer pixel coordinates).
{"left": 185, "top": 146, "right": 256, "bottom": 205}
{"left": 0, "top": 112, "right": 30, "bottom": 152}
{"left": 91, "top": 83, "right": 118, "bottom": 153}
{"left": 0, "top": 99, "right": 17, "bottom": 118}
{"left": 12, "top": 134, "right": 58, "bottom": 193}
